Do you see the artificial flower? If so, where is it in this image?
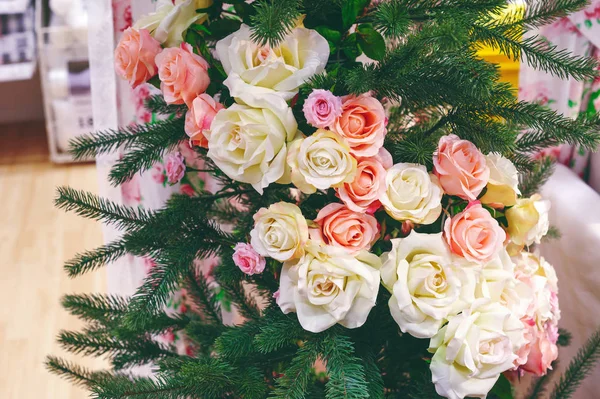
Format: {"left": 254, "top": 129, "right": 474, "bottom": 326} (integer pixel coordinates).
{"left": 380, "top": 163, "right": 443, "bottom": 224}
{"left": 480, "top": 153, "right": 520, "bottom": 206}
{"left": 208, "top": 103, "right": 297, "bottom": 193}
{"left": 287, "top": 129, "right": 357, "bottom": 194}
{"left": 134, "top": 0, "right": 212, "bottom": 47}
{"left": 332, "top": 94, "right": 387, "bottom": 157}
{"left": 114, "top": 28, "right": 162, "bottom": 88}
{"left": 381, "top": 231, "right": 474, "bottom": 338}
{"left": 337, "top": 153, "right": 388, "bottom": 213}
{"left": 312, "top": 203, "right": 379, "bottom": 254}
{"left": 444, "top": 202, "right": 506, "bottom": 263}
{"left": 506, "top": 194, "right": 551, "bottom": 247}
{"left": 434, "top": 134, "right": 490, "bottom": 201}
{"left": 303, "top": 89, "right": 342, "bottom": 129}
{"left": 184, "top": 94, "right": 224, "bottom": 148}
{"left": 165, "top": 152, "right": 185, "bottom": 184}
{"left": 155, "top": 43, "right": 210, "bottom": 106}
{"left": 250, "top": 202, "right": 309, "bottom": 262}
{"left": 277, "top": 243, "right": 381, "bottom": 333}
{"left": 233, "top": 243, "right": 266, "bottom": 275}
{"left": 215, "top": 24, "right": 329, "bottom": 111}
{"left": 428, "top": 299, "right": 526, "bottom": 399}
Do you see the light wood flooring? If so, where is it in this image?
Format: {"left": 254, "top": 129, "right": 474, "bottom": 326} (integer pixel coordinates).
{"left": 0, "top": 122, "right": 105, "bottom": 398}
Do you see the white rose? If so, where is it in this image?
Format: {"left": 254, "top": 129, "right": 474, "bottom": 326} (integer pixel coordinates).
{"left": 475, "top": 249, "right": 533, "bottom": 320}
{"left": 287, "top": 130, "right": 357, "bottom": 194}
{"left": 428, "top": 299, "right": 526, "bottom": 399}
{"left": 513, "top": 253, "right": 559, "bottom": 324}
{"left": 250, "top": 202, "right": 309, "bottom": 262}
{"left": 135, "top": 0, "right": 211, "bottom": 47}
{"left": 380, "top": 231, "right": 475, "bottom": 339}
{"left": 480, "top": 153, "right": 520, "bottom": 206}
{"left": 380, "top": 163, "right": 443, "bottom": 224}
{"left": 208, "top": 103, "right": 297, "bottom": 193}
{"left": 278, "top": 243, "right": 381, "bottom": 333}
{"left": 216, "top": 24, "right": 329, "bottom": 111}
{"left": 526, "top": 197, "right": 550, "bottom": 245}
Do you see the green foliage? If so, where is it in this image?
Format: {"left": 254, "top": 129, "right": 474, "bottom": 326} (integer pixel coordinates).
{"left": 519, "top": 156, "right": 555, "bottom": 197}
{"left": 550, "top": 327, "right": 600, "bottom": 399}
{"left": 55, "top": 187, "right": 153, "bottom": 231}
{"left": 250, "top": 0, "right": 302, "bottom": 46}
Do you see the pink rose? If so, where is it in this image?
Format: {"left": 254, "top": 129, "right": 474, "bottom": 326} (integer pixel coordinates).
{"left": 184, "top": 94, "right": 225, "bottom": 148}
{"left": 337, "top": 155, "right": 387, "bottom": 213}
{"left": 312, "top": 203, "right": 379, "bottom": 254}
{"left": 521, "top": 328, "right": 558, "bottom": 376}
{"left": 155, "top": 43, "right": 210, "bottom": 106}
{"left": 303, "top": 89, "right": 343, "bottom": 129}
{"left": 114, "top": 28, "right": 162, "bottom": 88}
{"left": 233, "top": 243, "right": 266, "bottom": 275}
{"left": 444, "top": 202, "right": 505, "bottom": 263}
{"left": 434, "top": 134, "right": 490, "bottom": 201}
{"left": 332, "top": 93, "right": 387, "bottom": 157}
{"left": 165, "top": 152, "right": 186, "bottom": 184}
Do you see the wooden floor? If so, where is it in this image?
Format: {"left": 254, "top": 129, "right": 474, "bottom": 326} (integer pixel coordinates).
{"left": 0, "top": 122, "right": 105, "bottom": 398}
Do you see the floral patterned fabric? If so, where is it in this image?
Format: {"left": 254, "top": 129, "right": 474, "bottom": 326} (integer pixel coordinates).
{"left": 93, "top": 0, "right": 226, "bottom": 358}
{"left": 519, "top": 0, "right": 600, "bottom": 180}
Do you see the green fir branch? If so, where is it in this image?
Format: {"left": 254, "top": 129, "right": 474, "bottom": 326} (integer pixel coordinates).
{"left": 550, "top": 327, "right": 600, "bottom": 399}
{"left": 472, "top": 24, "right": 598, "bottom": 81}
{"left": 45, "top": 356, "right": 108, "bottom": 388}
{"left": 183, "top": 269, "right": 222, "bottom": 325}
{"left": 250, "top": 0, "right": 301, "bottom": 46}
{"left": 519, "top": 156, "right": 555, "bottom": 198}
{"left": 322, "top": 333, "right": 369, "bottom": 399}
{"left": 270, "top": 339, "right": 321, "bottom": 399}
{"left": 108, "top": 117, "right": 187, "bottom": 185}
{"left": 55, "top": 187, "right": 153, "bottom": 231}
{"left": 69, "top": 118, "right": 185, "bottom": 161}
{"left": 559, "top": 328, "right": 573, "bottom": 347}
{"left": 145, "top": 95, "right": 187, "bottom": 116}
{"left": 496, "top": 0, "right": 588, "bottom": 30}
{"left": 65, "top": 240, "right": 129, "bottom": 277}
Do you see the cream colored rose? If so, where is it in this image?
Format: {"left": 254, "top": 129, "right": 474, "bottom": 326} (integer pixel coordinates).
{"left": 506, "top": 194, "right": 550, "bottom": 247}
{"left": 287, "top": 130, "right": 357, "bottom": 194}
{"left": 380, "top": 232, "right": 475, "bottom": 339}
{"left": 380, "top": 163, "right": 443, "bottom": 224}
{"left": 480, "top": 153, "right": 520, "bottom": 206}
{"left": 215, "top": 24, "right": 329, "bottom": 111}
{"left": 250, "top": 202, "right": 309, "bottom": 262}
{"left": 277, "top": 243, "right": 381, "bottom": 333}
{"left": 208, "top": 103, "right": 297, "bottom": 193}
{"left": 475, "top": 249, "right": 533, "bottom": 320}
{"left": 135, "top": 0, "right": 212, "bottom": 47}
{"left": 428, "top": 299, "right": 526, "bottom": 399}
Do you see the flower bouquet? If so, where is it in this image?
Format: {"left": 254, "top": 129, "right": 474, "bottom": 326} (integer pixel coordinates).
{"left": 49, "top": 1, "right": 600, "bottom": 398}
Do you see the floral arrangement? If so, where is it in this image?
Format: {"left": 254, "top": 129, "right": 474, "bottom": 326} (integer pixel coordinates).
{"left": 50, "top": 1, "right": 600, "bottom": 399}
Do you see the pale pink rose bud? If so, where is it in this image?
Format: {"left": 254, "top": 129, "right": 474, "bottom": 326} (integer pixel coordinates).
{"left": 165, "top": 152, "right": 186, "bottom": 184}
{"left": 521, "top": 329, "right": 559, "bottom": 376}
{"left": 332, "top": 93, "right": 387, "bottom": 157}
{"left": 444, "top": 202, "right": 505, "bottom": 263}
{"left": 184, "top": 94, "right": 225, "bottom": 148}
{"left": 434, "top": 134, "right": 490, "bottom": 201}
{"left": 155, "top": 43, "right": 210, "bottom": 106}
{"left": 303, "top": 89, "right": 343, "bottom": 129}
{"left": 233, "top": 243, "right": 266, "bottom": 275}
{"left": 312, "top": 203, "right": 379, "bottom": 254}
{"left": 114, "top": 28, "right": 162, "bottom": 88}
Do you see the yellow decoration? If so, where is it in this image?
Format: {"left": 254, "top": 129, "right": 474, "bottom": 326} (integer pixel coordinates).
{"left": 476, "top": 1, "right": 525, "bottom": 89}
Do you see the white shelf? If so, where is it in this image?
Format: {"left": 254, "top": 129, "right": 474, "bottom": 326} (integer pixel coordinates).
{"left": 0, "top": 0, "right": 30, "bottom": 14}
{"left": 0, "top": 61, "right": 36, "bottom": 82}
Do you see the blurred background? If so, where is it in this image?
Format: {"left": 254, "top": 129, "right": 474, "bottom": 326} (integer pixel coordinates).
{"left": 0, "top": 0, "right": 598, "bottom": 398}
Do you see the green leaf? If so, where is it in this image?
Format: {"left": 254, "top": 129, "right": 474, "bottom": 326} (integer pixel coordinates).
{"left": 209, "top": 18, "right": 242, "bottom": 38}
{"left": 314, "top": 26, "right": 342, "bottom": 44}
{"left": 342, "top": 32, "right": 362, "bottom": 60}
{"left": 490, "top": 374, "right": 512, "bottom": 399}
{"left": 342, "top": 0, "right": 370, "bottom": 30}
{"left": 357, "top": 24, "right": 386, "bottom": 61}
